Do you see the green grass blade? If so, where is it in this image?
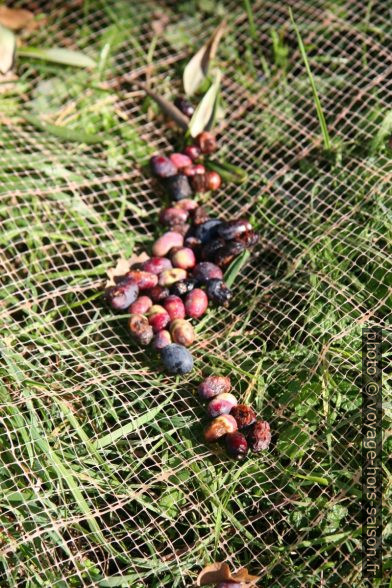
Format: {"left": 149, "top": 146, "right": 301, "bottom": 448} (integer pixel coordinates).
{"left": 23, "top": 114, "right": 106, "bottom": 144}
{"left": 289, "top": 8, "right": 331, "bottom": 150}
{"left": 93, "top": 395, "right": 173, "bottom": 450}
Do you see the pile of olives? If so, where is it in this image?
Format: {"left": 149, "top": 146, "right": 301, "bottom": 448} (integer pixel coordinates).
{"left": 199, "top": 375, "right": 271, "bottom": 459}
{"left": 105, "top": 125, "right": 258, "bottom": 375}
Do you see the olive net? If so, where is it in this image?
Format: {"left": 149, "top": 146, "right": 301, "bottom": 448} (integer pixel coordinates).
{"left": 0, "top": 0, "right": 390, "bottom": 586}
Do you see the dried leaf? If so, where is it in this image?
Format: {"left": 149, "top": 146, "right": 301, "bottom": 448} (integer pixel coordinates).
{"left": 196, "top": 562, "right": 232, "bottom": 585}
{"left": 0, "top": 24, "right": 15, "bottom": 74}
{"left": 133, "top": 81, "right": 189, "bottom": 130}
{"left": 196, "top": 562, "right": 261, "bottom": 586}
{"left": 105, "top": 253, "right": 149, "bottom": 287}
{"left": 0, "top": 7, "right": 34, "bottom": 30}
{"left": 232, "top": 568, "right": 262, "bottom": 583}
{"left": 188, "top": 69, "right": 221, "bottom": 137}
{"left": 183, "top": 18, "right": 227, "bottom": 96}
{"left": 17, "top": 46, "right": 96, "bottom": 68}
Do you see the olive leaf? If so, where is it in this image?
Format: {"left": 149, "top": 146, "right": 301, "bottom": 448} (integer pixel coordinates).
{"left": 183, "top": 17, "right": 227, "bottom": 96}
{"left": 133, "top": 81, "right": 189, "bottom": 131}
{"left": 17, "top": 46, "right": 95, "bottom": 68}
{"left": 206, "top": 159, "right": 248, "bottom": 184}
{"left": 0, "top": 24, "right": 16, "bottom": 74}
{"left": 188, "top": 69, "right": 221, "bottom": 137}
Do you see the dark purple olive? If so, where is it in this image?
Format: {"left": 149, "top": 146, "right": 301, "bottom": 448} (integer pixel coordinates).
{"left": 190, "top": 173, "right": 207, "bottom": 193}
{"left": 212, "top": 241, "right": 245, "bottom": 268}
{"left": 170, "top": 279, "right": 197, "bottom": 297}
{"left": 150, "top": 155, "right": 177, "bottom": 178}
{"left": 192, "top": 219, "right": 222, "bottom": 244}
{"left": 201, "top": 237, "right": 226, "bottom": 261}
{"left": 225, "top": 432, "right": 248, "bottom": 459}
{"left": 147, "top": 284, "right": 170, "bottom": 303}
{"left": 217, "top": 218, "right": 253, "bottom": 240}
{"left": 174, "top": 96, "right": 195, "bottom": 118}
{"left": 106, "top": 281, "right": 139, "bottom": 310}
{"left": 206, "top": 279, "right": 232, "bottom": 306}
{"left": 192, "top": 262, "right": 223, "bottom": 284}
{"left": 160, "top": 344, "right": 194, "bottom": 374}
{"left": 164, "top": 174, "right": 193, "bottom": 201}
{"left": 236, "top": 229, "right": 259, "bottom": 248}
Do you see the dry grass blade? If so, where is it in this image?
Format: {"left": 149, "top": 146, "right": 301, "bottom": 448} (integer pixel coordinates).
{"left": 133, "top": 80, "right": 189, "bottom": 130}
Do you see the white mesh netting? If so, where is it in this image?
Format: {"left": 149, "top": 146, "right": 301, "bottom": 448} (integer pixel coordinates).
{"left": 0, "top": 1, "right": 390, "bottom": 586}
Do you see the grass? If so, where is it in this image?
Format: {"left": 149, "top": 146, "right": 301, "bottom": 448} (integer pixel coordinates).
{"left": 0, "top": 1, "right": 391, "bottom": 587}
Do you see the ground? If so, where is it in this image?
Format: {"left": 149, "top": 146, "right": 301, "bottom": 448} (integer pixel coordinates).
{"left": 0, "top": 1, "right": 390, "bottom": 586}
